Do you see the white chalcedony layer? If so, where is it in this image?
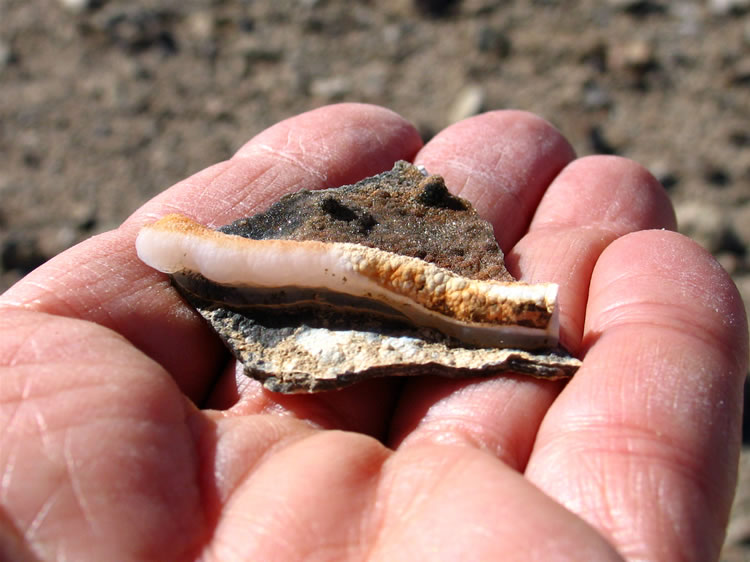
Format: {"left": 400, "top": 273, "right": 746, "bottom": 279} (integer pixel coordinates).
{"left": 136, "top": 214, "right": 560, "bottom": 349}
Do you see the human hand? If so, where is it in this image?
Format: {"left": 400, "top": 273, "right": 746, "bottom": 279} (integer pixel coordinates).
{"left": 1, "top": 104, "right": 747, "bottom": 561}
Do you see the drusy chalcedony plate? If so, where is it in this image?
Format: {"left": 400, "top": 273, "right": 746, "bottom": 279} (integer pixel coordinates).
{"left": 136, "top": 161, "right": 580, "bottom": 392}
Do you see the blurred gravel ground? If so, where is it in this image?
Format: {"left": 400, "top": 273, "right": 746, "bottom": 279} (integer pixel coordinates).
{"left": 1, "top": 0, "right": 749, "bottom": 557}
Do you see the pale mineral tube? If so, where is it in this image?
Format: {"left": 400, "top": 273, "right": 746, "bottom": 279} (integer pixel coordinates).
{"left": 136, "top": 214, "right": 560, "bottom": 349}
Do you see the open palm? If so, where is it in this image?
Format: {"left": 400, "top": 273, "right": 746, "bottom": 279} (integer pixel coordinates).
{"left": 1, "top": 105, "right": 747, "bottom": 561}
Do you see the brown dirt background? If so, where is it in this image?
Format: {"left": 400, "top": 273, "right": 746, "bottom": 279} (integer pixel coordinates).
{"left": 1, "top": 0, "right": 749, "bottom": 558}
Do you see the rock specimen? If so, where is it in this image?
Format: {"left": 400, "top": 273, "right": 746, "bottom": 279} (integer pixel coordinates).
{"left": 137, "top": 161, "right": 581, "bottom": 392}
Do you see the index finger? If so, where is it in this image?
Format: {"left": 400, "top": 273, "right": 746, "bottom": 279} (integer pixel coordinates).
{"left": 0, "top": 104, "right": 423, "bottom": 404}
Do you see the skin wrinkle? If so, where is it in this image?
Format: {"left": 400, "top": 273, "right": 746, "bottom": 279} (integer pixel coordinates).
{"left": 234, "top": 142, "right": 275, "bottom": 160}
{"left": 134, "top": 157, "right": 278, "bottom": 229}
{"left": 0, "top": 317, "right": 45, "bottom": 368}
{"left": 188, "top": 165, "right": 230, "bottom": 212}
{"left": 0, "top": 369, "right": 82, "bottom": 408}
{"left": 241, "top": 114, "right": 406, "bottom": 192}
{"left": 386, "top": 370, "right": 553, "bottom": 459}
{"left": 147, "top": 160, "right": 236, "bottom": 209}
{"left": 407, "top": 418, "right": 518, "bottom": 466}
{"left": 403, "top": 383, "right": 525, "bottom": 462}
{"left": 373, "top": 446, "right": 621, "bottom": 561}
{"left": 287, "top": 126, "right": 333, "bottom": 175}
{"left": 35, "top": 254, "right": 115, "bottom": 322}
{"left": 591, "top": 235, "right": 738, "bottom": 326}
{"left": 357, "top": 467, "right": 390, "bottom": 562}
{"left": 537, "top": 447, "right": 644, "bottom": 559}
{"left": 321, "top": 447, "right": 387, "bottom": 562}
{"left": 547, "top": 420, "right": 718, "bottom": 495}
{"left": 25, "top": 490, "right": 55, "bottom": 544}
{"left": 485, "top": 161, "right": 528, "bottom": 232}
{"left": 367, "top": 127, "right": 388, "bottom": 156}
{"left": 375, "top": 449, "right": 447, "bottom": 533}
{"left": 531, "top": 219, "right": 649, "bottom": 241}
{"left": 180, "top": 160, "right": 235, "bottom": 190}
{"left": 489, "top": 139, "right": 523, "bottom": 181}
{"left": 365, "top": 467, "right": 399, "bottom": 562}
{"left": 544, "top": 446, "right": 611, "bottom": 522}
{"left": 654, "top": 488, "right": 691, "bottom": 562}
{"left": 227, "top": 162, "right": 291, "bottom": 218}
{"left": 515, "top": 225, "right": 622, "bottom": 279}
{"left": 1, "top": 387, "right": 125, "bottom": 436}
{"left": 0, "top": 277, "right": 73, "bottom": 316}
{"left": 590, "top": 343, "right": 724, "bottom": 436}
{"left": 0, "top": 354, "right": 57, "bottom": 515}
{"left": 5, "top": 318, "right": 140, "bottom": 372}
{"left": 595, "top": 260, "right": 720, "bottom": 301}
{"left": 201, "top": 418, "right": 313, "bottom": 508}
{"left": 62, "top": 431, "right": 96, "bottom": 538}
{"left": 229, "top": 149, "right": 345, "bottom": 214}
{"left": 110, "top": 281, "right": 170, "bottom": 326}
{"left": 277, "top": 131, "right": 328, "bottom": 182}
{"left": 210, "top": 432, "right": 381, "bottom": 561}
{"left": 89, "top": 265, "right": 137, "bottom": 316}
{"left": 22, "top": 414, "right": 70, "bottom": 546}
{"left": 530, "top": 157, "right": 675, "bottom": 235}
{"left": 588, "top": 295, "right": 741, "bottom": 362}
{"left": 0, "top": 443, "right": 18, "bottom": 505}
{"left": 618, "top": 468, "right": 700, "bottom": 560}
{"left": 35, "top": 411, "right": 200, "bottom": 561}
{"left": 238, "top": 125, "right": 388, "bottom": 201}
{"left": 534, "top": 387, "right": 735, "bottom": 559}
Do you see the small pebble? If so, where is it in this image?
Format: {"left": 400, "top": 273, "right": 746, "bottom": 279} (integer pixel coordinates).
{"left": 581, "top": 42, "right": 608, "bottom": 73}
{"left": 704, "top": 165, "right": 731, "bottom": 187}
{"left": 58, "top": 0, "right": 95, "bottom": 13}
{"left": 360, "top": 64, "right": 388, "bottom": 98}
{"left": 582, "top": 80, "right": 612, "bottom": 110}
{"left": 448, "top": 85, "right": 485, "bottom": 124}
{"left": 708, "top": 0, "right": 750, "bottom": 16}
{"left": 36, "top": 226, "right": 78, "bottom": 260}
{"left": 727, "top": 58, "right": 750, "bottom": 86}
{"left": 675, "top": 200, "right": 729, "bottom": 254}
{"left": 98, "top": 7, "right": 178, "bottom": 54}
{"left": 413, "top": 0, "right": 460, "bottom": 17}
{"left": 235, "top": 38, "right": 282, "bottom": 63}
{"left": 588, "top": 126, "right": 619, "bottom": 155}
{"left": 0, "top": 234, "right": 47, "bottom": 273}
{"left": 648, "top": 160, "right": 680, "bottom": 190}
{"left": 606, "top": 0, "right": 666, "bottom": 16}
{"left": 730, "top": 206, "right": 750, "bottom": 256}
{"left": 310, "top": 76, "right": 352, "bottom": 100}
{"left": 716, "top": 252, "right": 740, "bottom": 275}
{"left": 68, "top": 201, "right": 97, "bottom": 231}
{"left": 476, "top": 26, "right": 511, "bottom": 58}
{"left": 185, "top": 10, "right": 215, "bottom": 42}
{"left": 618, "top": 39, "right": 657, "bottom": 72}
{"left": 0, "top": 40, "right": 12, "bottom": 72}
{"left": 729, "top": 130, "right": 750, "bottom": 147}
